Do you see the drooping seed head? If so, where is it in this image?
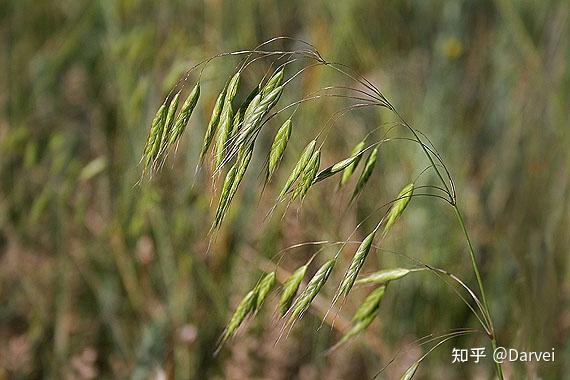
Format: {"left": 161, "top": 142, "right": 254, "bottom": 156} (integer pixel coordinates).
{"left": 144, "top": 103, "right": 167, "bottom": 168}
{"left": 213, "top": 73, "right": 241, "bottom": 169}
{"left": 278, "top": 265, "right": 307, "bottom": 316}
{"left": 288, "top": 259, "right": 335, "bottom": 323}
{"left": 267, "top": 119, "right": 292, "bottom": 180}
{"left": 243, "top": 94, "right": 262, "bottom": 122}
{"left": 221, "top": 289, "right": 257, "bottom": 344}
{"left": 254, "top": 272, "right": 276, "bottom": 311}
{"left": 384, "top": 183, "right": 414, "bottom": 234}
{"left": 338, "top": 311, "right": 377, "bottom": 345}
{"left": 293, "top": 149, "right": 320, "bottom": 200}
{"left": 247, "top": 85, "right": 283, "bottom": 123}
{"left": 279, "top": 140, "right": 316, "bottom": 198}
{"left": 168, "top": 83, "right": 200, "bottom": 147}
{"left": 215, "top": 144, "right": 254, "bottom": 227}
{"left": 226, "top": 72, "right": 241, "bottom": 101}
{"left": 261, "top": 69, "right": 284, "bottom": 98}
{"left": 228, "top": 144, "right": 253, "bottom": 199}
{"left": 313, "top": 146, "right": 366, "bottom": 184}
{"left": 338, "top": 285, "right": 386, "bottom": 345}
{"left": 355, "top": 268, "right": 412, "bottom": 286}
{"left": 350, "top": 147, "right": 378, "bottom": 202}
{"left": 340, "top": 140, "right": 366, "bottom": 187}
{"left": 214, "top": 102, "right": 234, "bottom": 169}
{"left": 214, "top": 164, "right": 237, "bottom": 228}
{"left": 200, "top": 83, "right": 228, "bottom": 161}
{"left": 233, "top": 86, "right": 260, "bottom": 137}
{"left": 260, "top": 85, "right": 283, "bottom": 109}
{"left": 157, "top": 91, "right": 181, "bottom": 158}
{"left": 240, "top": 85, "right": 261, "bottom": 112}
{"left": 235, "top": 86, "right": 283, "bottom": 147}
{"left": 337, "top": 230, "right": 376, "bottom": 298}
{"left": 352, "top": 285, "right": 386, "bottom": 322}
{"left": 230, "top": 107, "right": 244, "bottom": 138}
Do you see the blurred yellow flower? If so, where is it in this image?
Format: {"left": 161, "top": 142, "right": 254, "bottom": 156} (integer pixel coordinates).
{"left": 442, "top": 37, "right": 463, "bottom": 59}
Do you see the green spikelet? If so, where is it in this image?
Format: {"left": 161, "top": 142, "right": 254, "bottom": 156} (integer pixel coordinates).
{"left": 200, "top": 83, "right": 228, "bottom": 162}
{"left": 340, "top": 140, "right": 366, "bottom": 187}
{"left": 214, "top": 144, "right": 254, "bottom": 228}
{"left": 235, "top": 85, "right": 283, "bottom": 147}
{"left": 254, "top": 272, "right": 276, "bottom": 311}
{"left": 243, "top": 93, "right": 261, "bottom": 119}
{"left": 214, "top": 165, "right": 237, "bottom": 228}
{"left": 267, "top": 119, "right": 292, "bottom": 180}
{"left": 352, "top": 286, "right": 386, "bottom": 322}
{"left": 168, "top": 83, "right": 200, "bottom": 147}
{"left": 340, "top": 313, "right": 377, "bottom": 345}
{"left": 231, "top": 85, "right": 259, "bottom": 138}
{"left": 220, "top": 290, "right": 257, "bottom": 344}
{"left": 225, "top": 72, "right": 241, "bottom": 100}
{"left": 239, "top": 85, "right": 261, "bottom": 113}
{"left": 214, "top": 104, "right": 234, "bottom": 169}
{"left": 279, "top": 140, "right": 316, "bottom": 198}
{"left": 293, "top": 149, "right": 320, "bottom": 200}
{"left": 288, "top": 259, "right": 335, "bottom": 323}
{"left": 261, "top": 69, "right": 284, "bottom": 98}
{"left": 230, "top": 107, "right": 244, "bottom": 138}
{"left": 313, "top": 147, "right": 365, "bottom": 184}
{"left": 214, "top": 73, "right": 241, "bottom": 168}
{"left": 355, "top": 268, "right": 412, "bottom": 286}
{"left": 350, "top": 147, "right": 378, "bottom": 202}
{"left": 278, "top": 265, "right": 307, "bottom": 316}
{"left": 225, "top": 145, "right": 253, "bottom": 212}
{"left": 144, "top": 103, "right": 167, "bottom": 169}
{"left": 337, "top": 230, "right": 376, "bottom": 298}
{"left": 338, "top": 285, "right": 386, "bottom": 345}
{"left": 384, "top": 183, "right": 414, "bottom": 234}
{"left": 157, "top": 91, "right": 181, "bottom": 158}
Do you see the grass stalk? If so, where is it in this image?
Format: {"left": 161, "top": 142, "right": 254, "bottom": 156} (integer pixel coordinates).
{"left": 453, "top": 205, "right": 504, "bottom": 380}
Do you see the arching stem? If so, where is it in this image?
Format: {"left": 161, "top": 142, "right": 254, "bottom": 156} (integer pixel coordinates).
{"left": 453, "top": 205, "right": 504, "bottom": 380}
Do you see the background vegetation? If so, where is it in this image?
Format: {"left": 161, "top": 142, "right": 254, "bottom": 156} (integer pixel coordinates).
{"left": 1, "top": 0, "right": 568, "bottom": 379}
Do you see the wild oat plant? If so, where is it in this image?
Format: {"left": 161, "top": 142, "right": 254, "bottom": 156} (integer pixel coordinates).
{"left": 140, "top": 38, "right": 504, "bottom": 379}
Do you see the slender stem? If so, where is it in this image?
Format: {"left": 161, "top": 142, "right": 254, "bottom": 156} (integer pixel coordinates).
{"left": 401, "top": 119, "right": 453, "bottom": 202}
{"left": 453, "top": 205, "right": 504, "bottom": 380}
{"left": 453, "top": 207, "right": 492, "bottom": 328}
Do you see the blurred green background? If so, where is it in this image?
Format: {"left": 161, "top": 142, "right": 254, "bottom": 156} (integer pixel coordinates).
{"left": 1, "top": 0, "right": 569, "bottom": 379}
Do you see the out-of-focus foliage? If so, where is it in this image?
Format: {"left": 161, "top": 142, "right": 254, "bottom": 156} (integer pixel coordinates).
{"left": 1, "top": 0, "right": 568, "bottom": 379}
